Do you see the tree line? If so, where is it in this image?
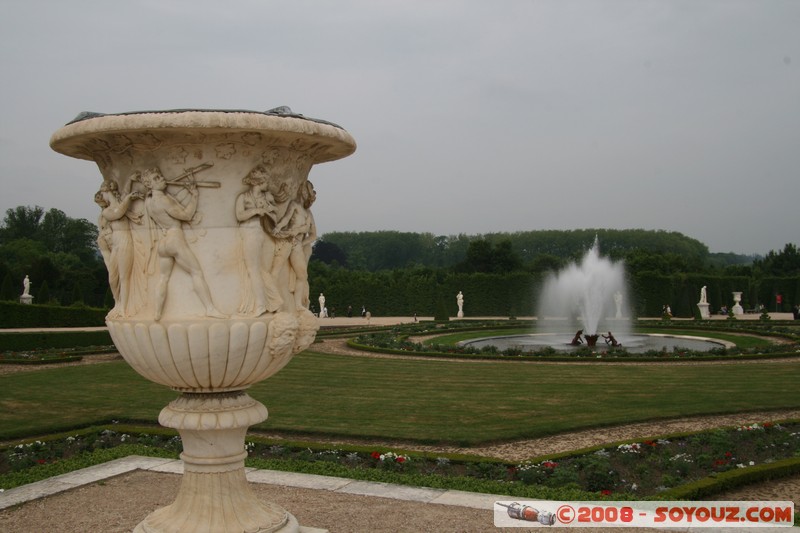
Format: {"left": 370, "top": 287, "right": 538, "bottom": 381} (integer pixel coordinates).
{"left": 3, "top": 204, "right": 799, "bottom": 318}
{"left": 308, "top": 231, "right": 799, "bottom": 318}
{"left": 0, "top": 206, "right": 106, "bottom": 307}
{"left": 311, "top": 229, "right": 758, "bottom": 275}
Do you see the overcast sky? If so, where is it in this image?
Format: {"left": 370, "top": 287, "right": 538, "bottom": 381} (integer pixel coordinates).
{"left": 1, "top": 0, "right": 798, "bottom": 256}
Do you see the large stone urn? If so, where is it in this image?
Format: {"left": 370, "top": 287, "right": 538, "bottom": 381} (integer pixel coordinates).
{"left": 50, "top": 108, "right": 356, "bottom": 533}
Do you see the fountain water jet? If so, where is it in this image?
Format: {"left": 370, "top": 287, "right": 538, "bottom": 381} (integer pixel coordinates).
{"left": 467, "top": 249, "right": 726, "bottom": 353}
{"left": 537, "top": 237, "right": 629, "bottom": 346}
{"left": 466, "top": 241, "right": 727, "bottom": 353}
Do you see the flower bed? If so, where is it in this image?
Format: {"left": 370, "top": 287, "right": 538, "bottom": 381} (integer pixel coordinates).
{"left": 1, "top": 428, "right": 181, "bottom": 476}
{"left": 243, "top": 421, "right": 800, "bottom": 497}
{"left": 4, "top": 421, "right": 798, "bottom": 500}
{"left": 514, "top": 422, "right": 800, "bottom": 495}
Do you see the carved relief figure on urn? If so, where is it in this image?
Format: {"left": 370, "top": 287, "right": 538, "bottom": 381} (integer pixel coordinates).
{"left": 235, "top": 164, "right": 283, "bottom": 316}
{"left": 94, "top": 179, "right": 146, "bottom": 317}
{"left": 271, "top": 180, "right": 317, "bottom": 310}
{"left": 137, "top": 167, "right": 226, "bottom": 321}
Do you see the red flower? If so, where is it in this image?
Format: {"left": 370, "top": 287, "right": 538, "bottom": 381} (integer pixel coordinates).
{"left": 725, "top": 451, "right": 732, "bottom": 458}
{"left": 542, "top": 461, "right": 558, "bottom": 468}
{"left": 371, "top": 451, "right": 381, "bottom": 460}
{"left": 600, "top": 490, "right": 612, "bottom": 496}
{"left": 395, "top": 456, "right": 406, "bottom": 463}
{"left": 644, "top": 440, "right": 657, "bottom": 447}
{"left": 37, "top": 459, "right": 47, "bottom": 464}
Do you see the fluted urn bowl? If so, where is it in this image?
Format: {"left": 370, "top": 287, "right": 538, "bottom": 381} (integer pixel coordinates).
{"left": 107, "top": 312, "right": 319, "bottom": 391}
{"left": 50, "top": 108, "right": 356, "bottom": 392}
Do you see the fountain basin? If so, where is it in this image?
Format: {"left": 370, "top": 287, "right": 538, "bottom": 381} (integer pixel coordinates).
{"left": 463, "top": 333, "right": 730, "bottom": 354}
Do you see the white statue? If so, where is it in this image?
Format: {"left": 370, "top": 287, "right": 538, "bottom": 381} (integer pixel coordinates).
{"left": 235, "top": 165, "right": 283, "bottom": 316}
{"left": 697, "top": 286, "right": 711, "bottom": 318}
{"left": 95, "top": 179, "right": 146, "bottom": 317}
{"left": 613, "top": 290, "right": 623, "bottom": 319}
{"left": 138, "top": 167, "right": 225, "bottom": 321}
{"left": 456, "top": 291, "right": 464, "bottom": 318}
{"left": 22, "top": 275, "right": 31, "bottom": 297}
{"left": 318, "top": 292, "right": 326, "bottom": 317}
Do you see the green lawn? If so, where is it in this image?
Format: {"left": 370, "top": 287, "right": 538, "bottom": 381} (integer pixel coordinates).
{"left": 2, "top": 352, "right": 799, "bottom": 445}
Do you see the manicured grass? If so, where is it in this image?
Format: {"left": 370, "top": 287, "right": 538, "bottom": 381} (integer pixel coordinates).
{"left": 2, "top": 353, "right": 799, "bottom": 445}
{"left": 0, "top": 362, "right": 174, "bottom": 440}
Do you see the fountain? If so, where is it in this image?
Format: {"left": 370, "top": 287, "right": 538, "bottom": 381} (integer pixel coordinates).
{"left": 463, "top": 238, "right": 727, "bottom": 354}
{"left": 537, "top": 237, "right": 629, "bottom": 346}
{"left": 51, "top": 108, "right": 356, "bottom": 533}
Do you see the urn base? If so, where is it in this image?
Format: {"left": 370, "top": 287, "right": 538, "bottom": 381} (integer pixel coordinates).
{"left": 132, "top": 391, "right": 325, "bottom": 533}
{"left": 133, "top": 470, "right": 300, "bottom": 533}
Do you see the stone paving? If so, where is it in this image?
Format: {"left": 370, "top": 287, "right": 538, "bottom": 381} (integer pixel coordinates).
{"left": 0, "top": 455, "right": 505, "bottom": 512}
{"left": 2, "top": 457, "right": 797, "bottom": 532}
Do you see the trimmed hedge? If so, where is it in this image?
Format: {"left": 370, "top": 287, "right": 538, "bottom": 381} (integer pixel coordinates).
{"left": 0, "top": 301, "right": 107, "bottom": 328}
{"left": 0, "top": 356, "right": 83, "bottom": 365}
{"left": 659, "top": 456, "right": 800, "bottom": 500}
{"left": 309, "top": 267, "right": 798, "bottom": 319}
{"left": 0, "top": 331, "right": 113, "bottom": 351}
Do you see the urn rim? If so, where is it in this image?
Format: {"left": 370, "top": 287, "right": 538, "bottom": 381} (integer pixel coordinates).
{"left": 49, "top": 108, "right": 356, "bottom": 163}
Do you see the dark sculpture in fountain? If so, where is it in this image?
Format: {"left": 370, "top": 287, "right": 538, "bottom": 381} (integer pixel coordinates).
{"left": 584, "top": 334, "right": 600, "bottom": 347}
{"left": 603, "top": 331, "right": 621, "bottom": 347}
{"left": 571, "top": 329, "right": 618, "bottom": 348}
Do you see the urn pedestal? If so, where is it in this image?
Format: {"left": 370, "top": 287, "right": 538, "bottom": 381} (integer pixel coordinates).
{"left": 51, "top": 108, "right": 356, "bottom": 533}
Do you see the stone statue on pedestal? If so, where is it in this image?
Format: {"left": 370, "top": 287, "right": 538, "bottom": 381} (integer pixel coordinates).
{"left": 613, "top": 291, "right": 623, "bottom": 319}
{"left": 19, "top": 275, "right": 33, "bottom": 304}
{"left": 697, "top": 285, "right": 710, "bottom": 319}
